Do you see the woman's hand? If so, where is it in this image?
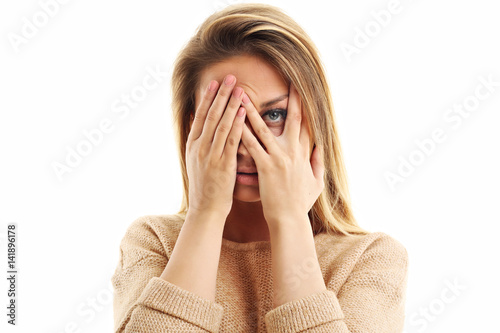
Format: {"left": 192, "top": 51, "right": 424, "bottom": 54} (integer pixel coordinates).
{"left": 186, "top": 74, "right": 246, "bottom": 218}
{"left": 240, "top": 83, "right": 325, "bottom": 227}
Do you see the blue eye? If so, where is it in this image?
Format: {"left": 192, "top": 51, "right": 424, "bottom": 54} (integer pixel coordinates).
{"left": 262, "top": 108, "right": 287, "bottom": 125}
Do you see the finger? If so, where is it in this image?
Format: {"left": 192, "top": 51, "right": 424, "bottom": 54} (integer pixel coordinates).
{"left": 310, "top": 144, "right": 325, "bottom": 184}
{"left": 284, "top": 83, "right": 302, "bottom": 143}
{"left": 299, "top": 111, "right": 311, "bottom": 160}
{"left": 212, "top": 86, "right": 245, "bottom": 158}
{"left": 188, "top": 79, "right": 219, "bottom": 142}
{"left": 200, "top": 74, "right": 237, "bottom": 143}
{"left": 241, "top": 122, "right": 268, "bottom": 166}
{"left": 221, "top": 107, "right": 246, "bottom": 161}
{"left": 241, "top": 93, "right": 280, "bottom": 156}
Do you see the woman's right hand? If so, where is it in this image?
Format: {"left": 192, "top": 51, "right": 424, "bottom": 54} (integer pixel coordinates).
{"left": 185, "top": 74, "right": 246, "bottom": 219}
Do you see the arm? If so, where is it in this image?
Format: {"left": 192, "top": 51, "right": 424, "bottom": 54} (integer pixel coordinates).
{"left": 265, "top": 213, "right": 343, "bottom": 332}
{"left": 267, "top": 213, "right": 327, "bottom": 308}
{"left": 160, "top": 210, "right": 226, "bottom": 301}
{"left": 264, "top": 223, "right": 408, "bottom": 333}
{"left": 111, "top": 213, "right": 226, "bottom": 333}
{"left": 113, "top": 73, "right": 246, "bottom": 332}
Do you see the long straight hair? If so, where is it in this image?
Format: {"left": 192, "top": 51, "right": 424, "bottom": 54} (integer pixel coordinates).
{"left": 170, "top": 3, "right": 368, "bottom": 235}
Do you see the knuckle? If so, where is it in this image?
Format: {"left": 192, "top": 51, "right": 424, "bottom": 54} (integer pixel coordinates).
{"left": 217, "top": 123, "right": 229, "bottom": 135}
{"left": 207, "top": 157, "right": 218, "bottom": 170}
{"left": 228, "top": 96, "right": 241, "bottom": 109}
{"left": 205, "top": 110, "right": 218, "bottom": 123}
{"left": 246, "top": 139, "right": 259, "bottom": 150}
{"left": 196, "top": 148, "right": 205, "bottom": 160}
{"left": 217, "top": 87, "right": 231, "bottom": 98}
{"left": 275, "top": 155, "right": 289, "bottom": 169}
{"left": 290, "top": 147, "right": 301, "bottom": 159}
{"left": 256, "top": 126, "right": 269, "bottom": 137}
{"left": 203, "top": 90, "right": 214, "bottom": 101}
{"left": 291, "top": 112, "right": 302, "bottom": 123}
{"left": 193, "top": 113, "right": 205, "bottom": 124}
{"left": 227, "top": 136, "right": 237, "bottom": 147}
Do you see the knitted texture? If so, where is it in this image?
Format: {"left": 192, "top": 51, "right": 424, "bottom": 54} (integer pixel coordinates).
{"left": 111, "top": 214, "right": 408, "bottom": 332}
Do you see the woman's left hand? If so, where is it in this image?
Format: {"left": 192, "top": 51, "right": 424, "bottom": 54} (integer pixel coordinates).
{"left": 240, "top": 83, "right": 325, "bottom": 228}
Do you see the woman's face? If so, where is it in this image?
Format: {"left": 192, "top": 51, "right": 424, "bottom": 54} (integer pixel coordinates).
{"left": 194, "top": 54, "right": 291, "bottom": 202}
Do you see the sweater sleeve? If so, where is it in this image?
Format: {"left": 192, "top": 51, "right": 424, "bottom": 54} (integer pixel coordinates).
{"left": 111, "top": 216, "right": 224, "bottom": 333}
{"left": 264, "top": 233, "right": 408, "bottom": 333}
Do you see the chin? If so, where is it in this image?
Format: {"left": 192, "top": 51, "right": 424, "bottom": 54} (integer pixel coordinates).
{"left": 233, "top": 185, "right": 261, "bottom": 202}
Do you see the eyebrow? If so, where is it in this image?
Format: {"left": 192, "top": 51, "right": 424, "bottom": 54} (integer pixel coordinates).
{"left": 259, "top": 94, "right": 288, "bottom": 109}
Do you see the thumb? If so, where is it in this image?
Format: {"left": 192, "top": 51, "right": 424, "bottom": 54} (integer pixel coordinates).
{"left": 310, "top": 144, "right": 325, "bottom": 182}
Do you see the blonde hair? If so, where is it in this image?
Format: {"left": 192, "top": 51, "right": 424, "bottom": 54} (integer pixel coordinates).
{"left": 171, "top": 3, "right": 368, "bottom": 235}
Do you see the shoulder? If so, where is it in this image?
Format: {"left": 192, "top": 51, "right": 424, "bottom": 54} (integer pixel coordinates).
{"left": 353, "top": 232, "right": 408, "bottom": 274}
{"left": 316, "top": 231, "right": 407, "bottom": 263}
{"left": 124, "top": 213, "right": 185, "bottom": 238}
{"left": 119, "top": 213, "right": 186, "bottom": 261}
{"left": 315, "top": 231, "right": 408, "bottom": 291}
{"left": 351, "top": 231, "right": 407, "bottom": 262}
{"left": 315, "top": 228, "right": 408, "bottom": 258}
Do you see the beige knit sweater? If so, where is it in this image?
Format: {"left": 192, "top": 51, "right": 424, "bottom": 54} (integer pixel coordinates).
{"left": 111, "top": 214, "right": 408, "bottom": 332}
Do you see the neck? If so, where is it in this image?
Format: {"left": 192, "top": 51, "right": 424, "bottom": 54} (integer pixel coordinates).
{"left": 223, "top": 199, "right": 270, "bottom": 243}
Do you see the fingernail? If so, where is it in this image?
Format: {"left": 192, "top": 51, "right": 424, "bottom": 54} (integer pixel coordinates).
{"left": 208, "top": 80, "right": 218, "bottom": 91}
{"left": 233, "top": 87, "right": 243, "bottom": 98}
{"left": 242, "top": 93, "right": 250, "bottom": 104}
{"left": 224, "top": 75, "right": 235, "bottom": 85}
{"left": 237, "top": 107, "right": 246, "bottom": 117}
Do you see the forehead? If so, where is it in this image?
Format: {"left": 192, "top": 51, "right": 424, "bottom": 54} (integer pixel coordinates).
{"left": 196, "top": 54, "right": 288, "bottom": 110}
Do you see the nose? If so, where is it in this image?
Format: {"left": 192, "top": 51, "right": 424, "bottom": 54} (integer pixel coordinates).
{"left": 237, "top": 120, "right": 259, "bottom": 157}
{"left": 237, "top": 131, "right": 251, "bottom": 157}
{"left": 237, "top": 140, "right": 252, "bottom": 157}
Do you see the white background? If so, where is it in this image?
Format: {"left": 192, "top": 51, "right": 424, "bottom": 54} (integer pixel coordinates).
{"left": 1, "top": 0, "right": 499, "bottom": 332}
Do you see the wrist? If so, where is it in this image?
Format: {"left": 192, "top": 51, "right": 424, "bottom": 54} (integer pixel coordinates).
{"left": 185, "top": 208, "right": 228, "bottom": 227}
{"left": 267, "top": 212, "right": 311, "bottom": 235}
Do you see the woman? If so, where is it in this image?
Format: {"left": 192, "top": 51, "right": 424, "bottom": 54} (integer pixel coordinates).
{"left": 111, "top": 3, "right": 408, "bottom": 332}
